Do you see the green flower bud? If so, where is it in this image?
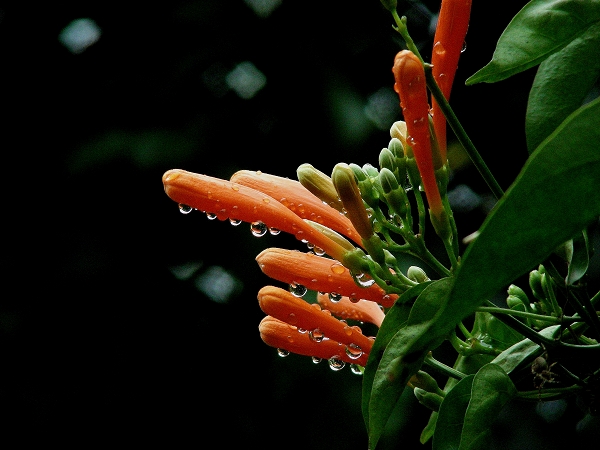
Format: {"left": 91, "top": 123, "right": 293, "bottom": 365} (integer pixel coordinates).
{"left": 410, "top": 370, "right": 444, "bottom": 396}
{"left": 332, "top": 163, "right": 374, "bottom": 241}
{"left": 413, "top": 388, "right": 443, "bottom": 412}
{"left": 362, "top": 163, "right": 379, "bottom": 178}
{"left": 296, "top": 163, "right": 344, "bottom": 212}
{"left": 379, "top": 147, "right": 396, "bottom": 173}
{"left": 507, "top": 284, "right": 529, "bottom": 305}
{"left": 388, "top": 137, "right": 404, "bottom": 159}
{"left": 379, "top": 168, "right": 408, "bottom": 217}
{"left": 529, "top": 268, "right": 546, "bottom": 302}
{"left": 407, "top": 266, "right": 429, "bottom": 283}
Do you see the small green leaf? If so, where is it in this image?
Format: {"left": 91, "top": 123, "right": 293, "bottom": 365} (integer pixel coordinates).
{"left": 526, "top": 21, "right": 600, "bottom": 152}
{"left": 566, "top": 230, "right": 590, "bottom": 285}
{"left": 458, "top": 364, "right": 517, "bottom": 450}
{"left": 466, "top": 0, "right": 600, "bottom": 85}
{"left": 432, "top": 375, "right": 475, "bottom": 450}
{"left": 361, "top": 283, "right": 429, "bottom": 431}
{"left": 367, "top": 278, "right": 453, "bottom": 450}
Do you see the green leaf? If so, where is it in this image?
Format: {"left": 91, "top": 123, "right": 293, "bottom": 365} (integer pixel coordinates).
{"left": 431, "top": 96, "right": 600, "bottom": 344}
{"left": 466, "top": 0, "right": 600, "bottom": 85}
{"left": 361, "top": 282, "right": 429, "bottom": 431}
{"left": 566, "top": 230, "right": 590, "bottom": 285}
{"left": 526, "top": 20, "right": 600, "bottom": 152}
{"left": 432, "top": 375, "right": 475, "bottom": 450}
{"left": 367, "top": 278, "right": 453, "bottom": 450}
{"left": 458, "top": 364, "right": 517, "bottom": 450}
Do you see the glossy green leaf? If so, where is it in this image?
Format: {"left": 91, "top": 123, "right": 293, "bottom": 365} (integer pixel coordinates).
{"left": 566, "top": 230, "right": 590, "bottom": 285}
{"left": 361, "top": 282, "right": 429, "bottom": 431}
{"left": 430, "top": 96, "right": 600, "bottom": 345}
{"left": 367, "top": 278, "right": 453, "bottom": 450}
{"left": 458, "top": 364, "right": 517, "bottom": 450}
{"left": 466, "top": 0, "right": 600, "bottom": 85}
{"left": 432, "top": 375, "right": 474, "bottom": 450}
{"left": 526, "top": 21, "right": 600, "bottom": 152}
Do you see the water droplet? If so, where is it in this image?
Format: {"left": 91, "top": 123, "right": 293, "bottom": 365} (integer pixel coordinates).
{"left": 328, "top": 357, "right": 345, "bottom": 371}
{"left": 287, "top": 312, "right": 298, "bottom": 326}
{"left": 289, "top": 283, "right": 307, "bottom": 297}
{"left": 312, "top": 357, "right": 322, "bottom": 364}
{"left": 309, "top": 329, "right": 325, "bottom": 342}
{"left": 330, "top": 263, "right": 345, "bottom": 275}
{"left": 328, "top": 292, "right": 343, "bottom": 303}
{"left": 350, "top": 364, "right": 363, "bottom": 375}
{"left": 433, "top": 41, "right": 446, "bottom": 56}
{"left": 277, "top": 348, "right": 290, "bottom": 357}
{"left": 250, "top": 221, "right": 268, "bottom": 237}
{"left": 345, "top": 343, "right": 363, "bottom": 360}
{"left": 229, "top": 218, "right": 242, "bottom": 226}
{"left": 461, "top": 40, "right": 467, "bottom": 53}
{"left": 269, "top": 227, "right": 281, "bottom": 235}
{"left": 357, "top": 275, "right": 375, "bottom": 288}
{"left": 313, "top": 246, "right": 325, "bottom": 256}
{"left": 206, "top": 212, "right": 218, "bottom": 220}
{"left": 178, "top": 204, "right": 193, "bottom": 214}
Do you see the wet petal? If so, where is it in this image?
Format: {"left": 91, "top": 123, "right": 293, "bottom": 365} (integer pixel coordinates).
{"left": 258, "top": 316, "right": 369, "bottom": 366}
{"left": 230, "top": 169, "right": 362, "bottom": 246}
{"left": 255, "top": 248, "right": 397, "bottom": 307}
{"left": 257, "top": 285, "right": 374, "bottom": 355}
{"left": 316, "top": 293, "right": 385, "bottom": 328}
{"left": 162, "top": 169, "right": 350, "bottom": 261}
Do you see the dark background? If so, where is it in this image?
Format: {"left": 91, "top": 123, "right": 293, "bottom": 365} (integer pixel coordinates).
{"left": 0, "top": 0, "right": 563, "bottom": 448}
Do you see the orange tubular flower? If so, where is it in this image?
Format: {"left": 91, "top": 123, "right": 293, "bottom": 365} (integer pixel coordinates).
{"left": 316, "top": 293, "right": 385, "bottom": 328}
{"left": 229, "top": 169, "right": 363, "bottom": 246}
{"left": 431, "top": 0, "right": 473, "bottom": 164}
{"left": 392, "top": 50, "right": 444, "bottom": 222}
{"left": 162, "top": 169, "right": 352, "bottom": 262}
{"left": 255, "top": 247, "right": 397, "bottom": 307}
{"left": 258, "top": 285, "right": 373, "bottom": 364}
{"left": 258, "top": 316, "right": 369, "bottom": 367}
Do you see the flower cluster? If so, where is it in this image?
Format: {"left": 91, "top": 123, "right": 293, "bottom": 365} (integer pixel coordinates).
{"left": 161, "top": 0, "right": 471, "bottom": 375}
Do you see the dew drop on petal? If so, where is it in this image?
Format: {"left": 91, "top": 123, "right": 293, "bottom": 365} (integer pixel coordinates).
{"left": 328, "top": 292, "right": 342, "bottom": 303}
{"left": 206, "top": 212, "right": 218, "bottom": 220}
{"left": 229, "top": 218, "right": 242, "bottom": 226}
{"left": 328, "top": 357, "right": 345, "bottom": 371}
{"left": 289, "top": 283, "right": 307, "bottom": 297}
{"left": 312, "top": 357, "right": 322, "bottom": 364}
{"left": 277, "top": 348, "right": 290, "bottom": 357}
{"left": 250, "top": 221, "right": 268, "bottom": 237}
{"left": 330, "top": 263, "right": 345, "bottom": 275}
{"left": 345, "top": 343, "right": 363, "bottom": 360}
{"left": 178, "top": 204, "right": 193, "bottom": 214}
{"left": 309, "top": 329, "right": 325, "bottom": 342}
{"left": 287, "top": 312, "right": 298, "bottom": 326}
{"left": 269, "top": 227, "right": 281, "bottom": 235}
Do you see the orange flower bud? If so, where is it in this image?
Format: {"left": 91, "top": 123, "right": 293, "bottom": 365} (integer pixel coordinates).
{"left": 392, "top": 50, "right": 444, "bottom": 221}
{"left": 258, "top": 316, "right": 369, "bottom": 366}
{"left": 255, "top": 248, "right": 397, "bottom": 307}
{"left": 316, "top": 292, "right": 385, "bottom": 327}
{"left": 431, "top": 0, "right": 473, "bottom": 163}
{"left": 162, "top": 169, "right": 351, "bottom": 261}
{"left": 257, "top": 285, "right": 374, "bottom": 357}
{"left": 230, "top": 169, "right": 362, "bottom": 246}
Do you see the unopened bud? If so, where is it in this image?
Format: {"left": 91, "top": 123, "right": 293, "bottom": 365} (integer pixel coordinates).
{"left": 297, "top": 163, "right": 344, "bottom": 213}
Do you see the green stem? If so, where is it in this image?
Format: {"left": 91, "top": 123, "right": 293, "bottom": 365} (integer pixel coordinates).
{"left": 424, "top": 67, "right": 504, "bottom": 200}
{"left": 424, "top": 352, "right": 466, "bottom": 381}
{"left": 475, "top": 306, "right": 582, "bottom": 325}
